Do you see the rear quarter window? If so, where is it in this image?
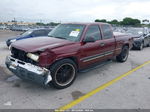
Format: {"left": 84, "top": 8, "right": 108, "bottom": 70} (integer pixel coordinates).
{"left": 101, "top": 25, "right": 113, "bottom": 39}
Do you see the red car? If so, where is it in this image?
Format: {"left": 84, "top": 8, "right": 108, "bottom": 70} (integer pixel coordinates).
{"left": 6, "top": 22, "right": 133, "bottom": 89}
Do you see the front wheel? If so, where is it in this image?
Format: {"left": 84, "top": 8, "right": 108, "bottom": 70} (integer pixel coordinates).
{"left": 50, "top": 59, "right": 77, "bottom": 89}
{"left": 116, "top": 46, "right": 129, "bottom": 62}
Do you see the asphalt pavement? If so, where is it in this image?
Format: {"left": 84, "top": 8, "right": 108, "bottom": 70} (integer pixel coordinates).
{"left": 0, "top": 30, "right": 150, "bottom": 111}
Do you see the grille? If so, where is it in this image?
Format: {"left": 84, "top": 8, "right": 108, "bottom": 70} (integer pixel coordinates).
{"left": 11, "top": 47, "right": 38, "bottom": 65}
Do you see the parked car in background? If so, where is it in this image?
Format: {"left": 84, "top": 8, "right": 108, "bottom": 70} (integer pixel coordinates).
{"left": 6, "top": 22, "right": 133, "bottom": 89}
{"left": 125, "top": 28, "right": 150, "bottom": 50}
{"left": 10, "top": 25, "right": 30, "bottom": 31}
{"left": 0, "top": 25, "right": 7, "bottom": 30}
{"left": 6, "top": 28, "right": 52, "bottom": 47}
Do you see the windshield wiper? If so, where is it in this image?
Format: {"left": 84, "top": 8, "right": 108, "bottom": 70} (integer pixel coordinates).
{"left": 55, "top": 36, "right": 66, "bottom": 40}
{"left": 48, "top": 35, "right": 66, "bottom": 40}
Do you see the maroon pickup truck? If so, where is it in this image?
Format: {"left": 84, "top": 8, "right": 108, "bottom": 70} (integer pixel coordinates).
{"left": 6, "top": 23, "right": 133, "bottom": 89}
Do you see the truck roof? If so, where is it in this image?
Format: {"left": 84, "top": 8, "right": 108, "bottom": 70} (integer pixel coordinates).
{"left": 63, "top": 22, "right": 110, "bottom": 25}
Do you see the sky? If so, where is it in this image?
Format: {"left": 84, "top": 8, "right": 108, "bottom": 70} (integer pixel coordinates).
{"left": 0, "top": 0, "right": 149, "bottom": 23}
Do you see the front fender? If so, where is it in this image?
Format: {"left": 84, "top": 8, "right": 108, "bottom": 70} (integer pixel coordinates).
{"left": 39, "top": 51, "right": 56, "bottom": 67}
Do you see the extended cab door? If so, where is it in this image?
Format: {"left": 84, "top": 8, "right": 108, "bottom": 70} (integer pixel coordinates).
{"left": 80, "top": 25, "right": 106, "bottom": 68}
{"left": 99, "top": 24, "right": 116, "bottom": 59}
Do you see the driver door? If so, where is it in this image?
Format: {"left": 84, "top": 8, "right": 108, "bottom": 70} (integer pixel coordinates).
{"left": 80, "top": 25, "right": 105, "bottom": 68}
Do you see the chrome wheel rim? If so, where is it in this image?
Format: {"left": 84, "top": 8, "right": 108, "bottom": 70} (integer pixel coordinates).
{"left": 55, "top": 63, "right": 75, "bottom": 86}
{"left": 122, "top": 48, "right": 129, "bottom": 61}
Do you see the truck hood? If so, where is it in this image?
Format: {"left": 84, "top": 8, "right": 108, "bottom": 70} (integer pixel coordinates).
{"left": 11, "top": 36, "right": 74, "bottom": 52}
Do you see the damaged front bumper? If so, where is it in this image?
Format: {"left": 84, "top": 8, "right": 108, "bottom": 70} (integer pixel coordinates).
{"left": 5, "top": 56, "right": 52, "bottom": 85}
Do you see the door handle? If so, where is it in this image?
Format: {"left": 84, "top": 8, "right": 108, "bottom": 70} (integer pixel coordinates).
{"left": 100, "top": 43, "right": 105, "bottom": 47}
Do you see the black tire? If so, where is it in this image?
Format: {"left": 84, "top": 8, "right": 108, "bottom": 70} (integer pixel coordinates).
{"left": 49, "top": 59, "right": 77, "bottom": 89}
{"left": 116, "top": 46, "right": 129, "bottom": 62}
{"left": 138, "top": 42, "right": 144, "bottom": 50}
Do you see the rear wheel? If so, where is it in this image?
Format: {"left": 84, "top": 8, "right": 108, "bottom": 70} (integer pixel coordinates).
{"left": 116, "top": 46, "right": 129, "bottom": 62}
{"left": 50, "top": 59, "right": 77, "bottom": 89}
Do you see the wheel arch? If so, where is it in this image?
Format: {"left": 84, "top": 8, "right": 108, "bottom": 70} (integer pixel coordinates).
{"left": 67, "top": 56, "right": 79, "bottom": 69}
{"left": 49, "top": 56, "right": 79, "bottom": 69}
{"left": 123, "top": 43, "right": 129, "bottom": 49}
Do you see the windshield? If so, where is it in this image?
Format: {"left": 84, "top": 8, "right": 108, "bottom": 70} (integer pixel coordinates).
{"left": 48, "top": 24, "right": 85, "bottom": 42}
{"left": 21, "top": 30, "right": 33, "bottom": 36}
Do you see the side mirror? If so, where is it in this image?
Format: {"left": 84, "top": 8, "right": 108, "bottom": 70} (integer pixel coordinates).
{"left": 83, "top": 37, "right": 95, "bottom": 43}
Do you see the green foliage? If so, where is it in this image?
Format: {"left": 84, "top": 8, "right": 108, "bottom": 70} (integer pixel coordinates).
{"left": 36, "top": 22, "right": 46, "bottom": 26}
{"left": 110, "top": 19, "right": 119, "bottom": 25}
{"left": 95, "top": 17, "right": 142, "bottom": 26}
{"left": 95, "top": 19, "right": 107, "bottom": 23}
{"left": 47, "top": 22, "right": 60, "bottom": 26}
{"left": 120, "top": 17, "right": 141, "bottom": 26}
{"left": 142, "top": 19, "right": 149, "bottom": 23}
{"left": 36, "top": 22, "right": 60, "bottom": 26}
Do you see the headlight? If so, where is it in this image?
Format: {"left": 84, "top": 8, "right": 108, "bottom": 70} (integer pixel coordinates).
{"left": 10, "top": 39, "right": 16, "bottom": 43}
{"left": 27, "top": 53, "right": 39, "bottom": 62}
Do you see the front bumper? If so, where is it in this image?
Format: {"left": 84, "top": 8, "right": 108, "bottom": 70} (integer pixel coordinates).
{"left": 5, "top": 56, "right": 52, "bottom": 85}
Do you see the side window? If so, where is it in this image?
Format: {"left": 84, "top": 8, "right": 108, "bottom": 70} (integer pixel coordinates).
{"left": 45, "top": 30, "right": 51, "bottom": 35}
{"left": 85, "top": 25, "right": 101, "bottom": 41}
{"left": 101, "top": 25, "right": 113, "bottom": 39}
{"left": 32, "top": 30, "right": 46, "bottom": 36}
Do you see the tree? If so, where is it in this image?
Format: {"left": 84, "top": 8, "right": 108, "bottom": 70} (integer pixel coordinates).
{"left": 47, "top": 22, "right": 60, "bottom": 26}
{"left": 142, "top": 19, "right": 149, "bottom": 24}
{"left": 142, "top": 19, "right": 149, "bottom": 23}
{"left": 94, "top": 17, "right": 142, "bottom": 26}
{"left": 120, "top": 17, "right": 141, "bottom": 26}
{"left": 133, "top": 19, "right": 141, "bottom": 25}
{"left": 36, "top": 22, "right": 46, "bottom": 26}
{"left": 95, "top": 19, "right": 107, "bottom": 23}
{"left": 110, "top": 19, "right": 119, "bottom": 25}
